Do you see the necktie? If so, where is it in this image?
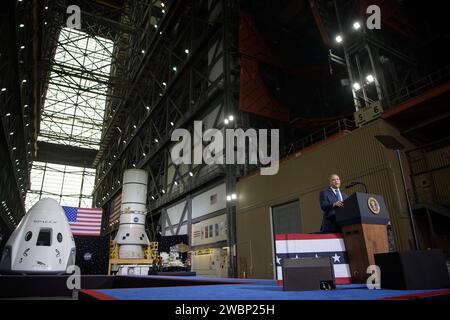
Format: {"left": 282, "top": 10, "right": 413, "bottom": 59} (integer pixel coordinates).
{"left": 336, "top": 189, "right": 343, "bottom": 201}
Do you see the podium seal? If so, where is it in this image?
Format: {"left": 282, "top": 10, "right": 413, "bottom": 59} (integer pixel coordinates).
{"left": 367, "top": 197, "right": 381, "bottom": 214}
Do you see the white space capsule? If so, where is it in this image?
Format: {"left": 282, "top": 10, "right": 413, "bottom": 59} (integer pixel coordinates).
{"left": 0, "top": 198, "right": 76, "bottom": 274}
{"left": 114, "top": 169, "right": 150, "bottom": 258}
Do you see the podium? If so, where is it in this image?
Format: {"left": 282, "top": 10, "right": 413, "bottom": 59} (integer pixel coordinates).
{"left": 336, "top": 192, "right": 390, "bottom": 282}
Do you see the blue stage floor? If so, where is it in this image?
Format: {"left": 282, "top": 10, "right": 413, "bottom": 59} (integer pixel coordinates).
{"left": 82, "top": 276, "right": 450, "bottom": 300}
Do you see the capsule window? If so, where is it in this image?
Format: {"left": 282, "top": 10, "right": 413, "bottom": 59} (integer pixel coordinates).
{"left": 57, "top": 233, "right": 63, "bottom": 243}
{"left": 25, "top": 231, "right": 32, "bottom": 241}
{"left": 36, "top": 228, "right": 52, "bottom": 246}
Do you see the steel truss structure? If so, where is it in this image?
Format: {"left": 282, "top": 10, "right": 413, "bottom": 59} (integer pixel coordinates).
{"left": 311, "top": 0, "right": 423, "bottom": 111}
{"left": 25, "top": 161, "right": 96, "bottom": 211}
{"left": 0, "top": 1, "right": 37, "bottom": 229}
{"left": 92, "top": 0, "right": 240, "bottom": 218}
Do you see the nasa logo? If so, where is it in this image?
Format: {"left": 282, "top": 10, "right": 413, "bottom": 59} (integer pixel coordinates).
{"left": 83, "top": 252, "right": 92, "bottom": 261}
{"left": 133, "top": 217, "right": 139, "bottom": 223}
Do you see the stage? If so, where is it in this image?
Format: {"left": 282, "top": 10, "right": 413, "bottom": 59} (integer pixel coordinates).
{"left": 1, "top": 274, "right": 449, "bottom": 300}
{"left": 79, "top": 275, "right": 450, "bottom": 300}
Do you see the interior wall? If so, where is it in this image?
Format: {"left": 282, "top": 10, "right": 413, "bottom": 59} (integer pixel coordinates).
{"left": 236, "top": 118, "right": 416, "bottom": 279}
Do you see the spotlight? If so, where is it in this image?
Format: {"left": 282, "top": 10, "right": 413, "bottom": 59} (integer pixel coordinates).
{"left": 172, "top": 66, "right": 177, "bottom": 72}
{"left": 142, "top": 153, "right": 146, "bottom": 156}
{"left": 226, "top": 195, "right": 232, "bottom": 201}
{"left": 170, "top": 121, "right": 174, "bottom": 126}
{"left": 154, "top": 138, "right": 159, "bottom": 143}
{"left": 154, "top": 24, "right": 158, "bottom": 29}
{"left": 189, "top": 171, "right": 194, "bottom": 177}
{"left": 162, "top": 82, "right": 167, "bottom": 86}
{"left": 228, "top": 115, "right": 234, "bottom": 121}
{"left": 353, "top": 21, "right": 361, "bottom": 30}
{"left": 352, "top": 82, "right": 361, "bottom": 91}
{"left": 141, "top": 50, "right": 145, "bottom": 54}
{"left": 174, "top": 181, "right": 178, "bottom": 186}
{"left": 1, "top": 88, "right": 6, "bottom": 92}
{"left": 366, "top": 74, "right": 375, "bottom": 83}
{"left": 184, "top": 49, "right": 189, "bottom": 54}
{"left": 224, "top": 119, "right": 229, "bottom": 125}
{"left": 231, "top": 193, "right": 237, "bottom": 200}
{"left": 161, "top": 2, "right": 165, "bottom": 7}
{"left": 335, "top": 35, "right": 343, "bottom": 43}
{"left": 6, "top": 113, "right": 11, "bottom": 117}
{"left": 161, "top": 189, "right": 165, "bottom": 194}
{"left": 20, "top": 45, "right": 25, "bottom": 49}
{"left": 19, "top": 24, "right": 24, "bottom": 28}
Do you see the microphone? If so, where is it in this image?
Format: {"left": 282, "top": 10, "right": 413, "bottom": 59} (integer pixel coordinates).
{"left": 345, "top": 181, "right": 368, "bottom": 193}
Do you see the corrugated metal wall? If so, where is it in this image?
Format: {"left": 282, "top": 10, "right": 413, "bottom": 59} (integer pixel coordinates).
{"left": 236, "top": 118, "right": 417, "bottom": 279}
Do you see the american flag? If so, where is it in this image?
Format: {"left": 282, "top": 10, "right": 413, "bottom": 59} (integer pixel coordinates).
{"left": 275, "top": 233, "right": 352, "bottom": 285}
{"left": 109, "top": 192, "right": 122, "bottom": 226}
{"left": 63, "top": 206, "right": 103, "bottom": 236}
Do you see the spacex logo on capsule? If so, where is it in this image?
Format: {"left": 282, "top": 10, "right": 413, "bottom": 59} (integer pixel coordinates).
{"left": 170, "top": 121, "right": 280, "bottom": 175}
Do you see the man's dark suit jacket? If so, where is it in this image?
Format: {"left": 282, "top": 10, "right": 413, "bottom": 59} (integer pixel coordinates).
{"left": 319, "top": 188, "right": 348, "bottom": 233}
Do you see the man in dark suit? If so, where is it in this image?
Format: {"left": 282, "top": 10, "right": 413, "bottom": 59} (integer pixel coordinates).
{"left": 319, "top": 174, "right": 348, "bottom": 233}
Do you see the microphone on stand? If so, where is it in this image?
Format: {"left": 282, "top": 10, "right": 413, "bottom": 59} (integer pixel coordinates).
{"left": 345, "top": 181, "right": 368, "bottom": 194}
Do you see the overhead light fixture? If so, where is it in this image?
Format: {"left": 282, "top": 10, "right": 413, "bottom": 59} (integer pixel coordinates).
{"left": 141, "top": 50, "right": 145, "bottom": 54}
{"left": 19, "top": 24, "right": 24, "bottom": 28}
{"left": 133, "top": 124, "right": 137, "bottom": 129}
{"left": 162, "top": 9, "right": 165, "bottom": 14}
{"left": 142, "top": 152, "right": 146, "bottom": 157}
{"left": 366, "top": 74, "right": 375, "bottom": 83}
{"left": 9, "top": 132, "right": 14, "bottom": 136}
{"left": 12, "top": 147, "right": 16, "bottom": 151}
{"left": 6, "top": 113, "right": 11, "bottom": 117}
{"left": 1, "top": 88, "right": 6, "bottom": 92}
{"left": 161, "top": 189, "right": 165, "bottom": 194}
{"left": 154, "top": 24, "right": 158, "bottom": 29}
{"left": 228, "top": 115, "right": 234, "bottom": 121}
{"left": 146, "top": 105, "right": 150, "bottom": 110}
{"left": 154, "top": 138, "right": 159, "bottom": 143}
{"left": 162, "top": 82, "right": 167, "bottom": 86}
{"left": 231, "top": 193, "right": 237, "bottom": 200}
{"left": 353, "top": 82, "right": 361, "bottom": 91}
{"left": 189, "top": 171, "right": 194, "bottom": 177}
{"left": 24, "top": 104, "right": 28, "bottom": 108}
{"left": 22, "top": 79, "right": 27, "bottom": 83}
{"left": 161, "top": 2, "right": 165, "bottom": 7}
{"left": 133, "top": 164, "right": 136, "bottom": 168}
{"left": 123, "top": 140, "right": 126, "bottom": 144}
{"left": 45, "top": 6, "right": 48, "bottom": 10}
{"left": 335, "top": 35, "right": 343, "bottom": 43}
{"left": 226, "top": 195, "right": 232, "bottom": 201}
{"left": 184, "top": 49, "right": 189, "bottom": 54}
{"left": 353, "top": 21, "right": 361, "bottom": 30}
{"left": 172, "top": 66, "right": 177, "bottom": 72}
{"left": 151, "top": 196, "right": 155, "bottom": 200}
{"left": 170, "top": 121, "right": 174, "bottom": 126}
{"left": 174, "top": 181, "right": 178, "bottom": 186}
{"left": 224, "top": 119, "right": 229, "bottom": 125}
{"left": 20, "top": 45, "right": 25, "bottom": 49}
